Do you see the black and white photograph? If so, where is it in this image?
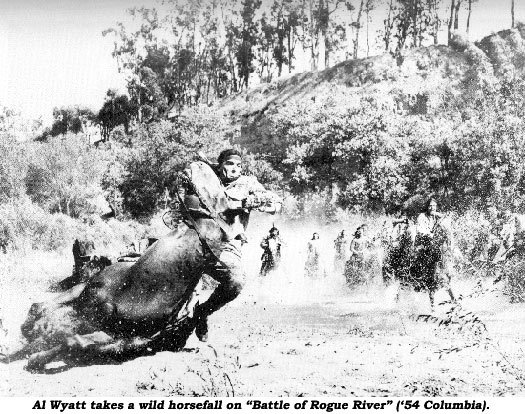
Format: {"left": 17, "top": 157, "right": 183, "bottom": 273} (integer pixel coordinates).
{"left": 1, "top": 0, "right": 525, "bottom": 401}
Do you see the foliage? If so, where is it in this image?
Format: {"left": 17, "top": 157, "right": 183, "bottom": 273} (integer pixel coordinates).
{"left": 24, "top": 135, "right": 110, "bottom": 217}
{"left": 0, "top": 106, "right": 43, "bottom": 139}
{"left": 113, "top": 108, "right": 235, "bottom": 218}
{"left": 37, "top": 106, "right": 96, "bottom": 141}
{"left": 0, "top": 136, "right": 29, "bottom": 204}
{"left": 267, "top": 99, "right": 410, "bottom": 212}
{"left": 241, "top": 152, "right": 284, "bottom": 191}
{"left": 0, "top": 197, "right": 77, "bottom": 252}
{"left": 386, "top": 0, "right": 439, "bottom": 56}
{"left": 97, "top": 90, "right": 136, "bottom": 140}
{"left": 0, "top": 196, "right": 144, "bottom": 254}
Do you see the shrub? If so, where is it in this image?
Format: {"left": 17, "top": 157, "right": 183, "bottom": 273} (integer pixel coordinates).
{"left": 115, "top": 108, "right": 235, "bottom": 219}
{"left": 0, "top": 136, "right": 29, "bottom": 203}
{"left": 0, "top": 198, "right": 77, "bottom": 252}
{"left": 25, "top": 134, "right": 110, "bottom": 217}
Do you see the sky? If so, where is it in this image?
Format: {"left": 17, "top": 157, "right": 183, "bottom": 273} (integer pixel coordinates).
{"left": 0, "top": 0, "right": 523, "bottom": 126}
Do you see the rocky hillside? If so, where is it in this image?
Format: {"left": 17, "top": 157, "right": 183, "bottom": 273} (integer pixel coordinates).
{"left": 218, "top": 25, "right": 525, "bottom": 155}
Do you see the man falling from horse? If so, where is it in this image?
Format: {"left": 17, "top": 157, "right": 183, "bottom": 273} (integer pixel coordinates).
{"left": 172, "top": 149, "right": 282, "bottom": 342}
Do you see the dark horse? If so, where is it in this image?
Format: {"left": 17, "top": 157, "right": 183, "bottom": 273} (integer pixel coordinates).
{"left": 382, "top": 216, "right": 456, "bottom": 309}
{"left": 259, "top": 237, "right": 281, "bottom": 276}
{"left": 5, "top": 219, "right": 223, "bottom": 371}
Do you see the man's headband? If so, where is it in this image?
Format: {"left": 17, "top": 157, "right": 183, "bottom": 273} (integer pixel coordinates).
{"left": 218, "top": 149, "right": 242, "bottom": 165}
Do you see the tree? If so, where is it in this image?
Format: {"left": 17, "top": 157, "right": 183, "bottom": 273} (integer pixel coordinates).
{"left": 270, "top": 0, "right": 288, "bottom": 76}
{"left": 388, "top": 0, "right": 437, "bottom": 56}
{"left": 97, "top": 90, "right": 136, "bottom": 141}
{"left": 322, "top": 0, "right": 352, "bottom": 67}
{"left": 352, "top": 0, "right": 365, "bottom": 59}
{"left": 447, "top": 0, "right": 463, "bottom": 42}
{"left": 0, "top": 106, "right": 43, "bottom": 139}
{"left": 285, "top": 0, "right": 302, "bottom": 72}
{"left": 453, "top": 0, "right": 462, "bottom": 32}
{"left": 382, "top": 0, "right": 396, "bottom": 53}
{"left": 264, "top": 0, "right": 302, "bottom": 77}
{"left": 257, "top": 12, "right": 276, "bottom": 81}
{"left": 299, "top": 0, "right": 349, "bottom": 70}
{"left": 25, "top": 135, "right": 108, "bottom": 217}
{"left": 116, "top": 109, "right": 232, "bottom": 218}
{"left": 512, "top": 0, "right": 515, "bottom": 28}
{"left": 448, "top": 0, "right": 455, "bottom": 43}
{"left": 48, "top": 106, "right": 96, "bottom": 137}
{"left": 465, "top": 0, "right": 481, "bottom": 37}
{"left": 236, "top": 0, "right": 262, "bottom": 88}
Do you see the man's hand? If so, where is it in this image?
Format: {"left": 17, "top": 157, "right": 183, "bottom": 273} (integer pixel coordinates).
{"left": 243, "top": 193, "right": 264, "bottom": 209}
{"left": 243, "top": 191, "right": 283, "bottom": 213}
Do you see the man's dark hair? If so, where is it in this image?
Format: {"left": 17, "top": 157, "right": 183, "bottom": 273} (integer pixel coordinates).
{"left": 424, "top": 197, "right": 437, "bottom": 212}
{"left": 217, "top": 149, "right": 242, "bottom": 165}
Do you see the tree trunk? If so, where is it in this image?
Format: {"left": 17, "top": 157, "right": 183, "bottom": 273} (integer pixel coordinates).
{"left": 433, "top": 0, "right": 439, "bottom": 45}
{"left": 384, "top": 0, "right": 394, "bottom": 52}
{"left": 412, "top": 0, "right": 418, "bottom": 48}
{"left": 228, "top": 49, "right": 238, "bottom": 93}
{"left": 287, "top": 28, "right": 293, "bottom": 73}
{"left": 324, "top": 30, "right": 330, "bottom": 68}
{"left": 453, "top": 0, "right": 461, "bottom": 31}
{"left": 466, "top": 0, "right": 472, "bottom": 35}
{"left": 311, "top": 42, "right": 319, "bottom": 71}
{"left": 276, "top": 5, "right": 285, "bottom": 77}
{"left": 512, "top": 0, "right": 515, "bottom": 28}
{"left": 448, "top": 0, "right": 455, "bottom": 44}
{"left": 366, "top": 0, "right": 370, "bottom": 57}
{"left": 309, "top": 0, "right": 318, "bottom": 71}
{"left": 353, "top": 0, "right": 365, "bottom": 59}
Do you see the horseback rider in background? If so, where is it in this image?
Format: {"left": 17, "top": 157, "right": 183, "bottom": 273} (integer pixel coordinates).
{"left": 260, "top": 226, "right": 283, "bottom": 276}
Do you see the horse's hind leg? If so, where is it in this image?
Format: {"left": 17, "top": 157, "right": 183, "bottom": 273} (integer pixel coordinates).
{"left": 447, "top": 287, "right": 455, "bottom": 302}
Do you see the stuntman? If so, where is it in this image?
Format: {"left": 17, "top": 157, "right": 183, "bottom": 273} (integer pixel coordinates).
{"left": 260, "top": 226, "right": 283, "bottom": 276}
{"left": 174, "top": 149, "right": 282, "bottom": 342}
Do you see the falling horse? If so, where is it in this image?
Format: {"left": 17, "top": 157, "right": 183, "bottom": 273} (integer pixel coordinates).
{"left": 5, "top": 161, "right": 277, "bottom": 370}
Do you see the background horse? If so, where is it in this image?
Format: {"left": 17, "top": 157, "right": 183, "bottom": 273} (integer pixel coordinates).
{"left": 383, "top": 216, "right": 456, "bottom": 309}
{"left": 260, "top": 237, "right": 281, "bottom": 276}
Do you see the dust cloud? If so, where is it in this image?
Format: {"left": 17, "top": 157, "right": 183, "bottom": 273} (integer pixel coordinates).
{"left": 239, "top": 213, "right": 382, "bottom": 307}
{"left": 237, "top": 212, "right": 452, "bottom": 316}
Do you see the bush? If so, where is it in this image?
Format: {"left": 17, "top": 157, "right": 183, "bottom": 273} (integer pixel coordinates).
{"left": 114, "top": 108, "right": 235, "bottom": 219}
{"left": 0, "top": 136, "right": 29, "bottom": 203}
{"left": 25, "top": 134, "right": 110, "bottom": 217}
{"left": 0, "top": 198, "right": 77, "bottom": 252}
{"left": 503, "top": 260, "right": 525, "bottom": 303}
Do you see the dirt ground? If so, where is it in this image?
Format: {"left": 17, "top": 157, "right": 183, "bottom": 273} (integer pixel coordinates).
{"left": 1, "top": 217, "right": 524, "bottom": 397}
{"left": 1, "top": 273, "right": 525, "bottom": 397}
